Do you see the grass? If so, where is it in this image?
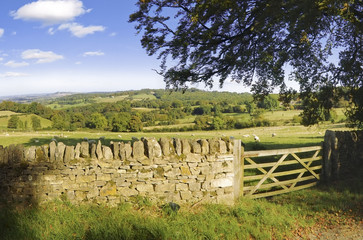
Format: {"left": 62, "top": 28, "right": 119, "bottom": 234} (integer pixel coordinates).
{"left": 95, "top": 95, "right": 129, "bottom": 103}
{"left": 0, "top": 123, "right": 351, "bottom": 150}
{"left": 0, "top": 113, "right": 360, "bottom": 239}
{"left": 46, "top": 93, "right": 156, "bottom": 109}
{"left": 0, "top": 111, "right": 20, "bottom": 116}
{"left": 0, "top": 198, "right": 317, "bottom": 240}
{"left": 0, "top": 174, "right": 361, "bottom": 240}
{"left": 0, "top": 112, "right": 52, "bottom": 131}
{"left": 130, "top": 93, "right": 157, "bottom": 101}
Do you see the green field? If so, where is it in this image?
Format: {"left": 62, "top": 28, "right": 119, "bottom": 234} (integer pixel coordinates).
{"left": 0, "top": 123, "right": 350, "bottom": 150}
{"left": 0, "top": 111, "right": 20, "bottom": 116}
{"left": 46, "top": 93, "right": 156, "bottom": 109}
{"left": 0, "top": 111, "right": 52, "bottom": 131}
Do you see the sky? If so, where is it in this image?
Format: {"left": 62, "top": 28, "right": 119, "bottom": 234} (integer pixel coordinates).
{"left": 0, "top": 0, "right": 256, "bottom": 97}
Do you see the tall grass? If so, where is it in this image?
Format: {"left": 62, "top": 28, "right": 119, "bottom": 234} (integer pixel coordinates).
{"left": 0, "top": 198, "right": 303, "bottom": 240}
{"left": 1, "top": 173, "right": 361, "bottom": 240}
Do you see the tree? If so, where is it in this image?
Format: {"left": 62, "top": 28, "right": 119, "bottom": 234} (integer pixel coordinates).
{"left": 129, "top": 115, "right": 143, "bottom": 132}
{"left": 7, "top": 115, "right": 20, "bottom": 129}
{"left": 245, "top": 101, "right": 256, "bottom": 116}
{"left": 111, "top": 113, "right": 131, "bottom": 132}
{"left": 51, "top": 113, "right": 70, "bottom": 130}
{"left": 257, "top": 95, "right": 279, "bottom": 110}
{"left": 71, "top": 113, "right": 86, "bottom": 129}
{"left": 193, "top": 115, "right": 210, "bottom": 130}
{"left": 130, "top": 0, "right": 362, "bottom": 127}
{"left": 31, "top": 116, "right": 41, "bottom": 131}
{"left": 211, "top": 116, "right": 225, "bottom": 130}
{"left": 86, "top": 113, "right": 108, "bottom": 130}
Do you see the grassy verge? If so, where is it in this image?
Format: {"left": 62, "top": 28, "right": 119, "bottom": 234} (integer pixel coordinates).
{"left": 0, "top": 174, "right": 361, "bottom": 240}
{"left": 0, "top": 198, "right": 305, "bottom": 240}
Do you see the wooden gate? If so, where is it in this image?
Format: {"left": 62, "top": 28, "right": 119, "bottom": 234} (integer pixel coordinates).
{"left": 241, "top": 146, "right": 322, "bottom": 199}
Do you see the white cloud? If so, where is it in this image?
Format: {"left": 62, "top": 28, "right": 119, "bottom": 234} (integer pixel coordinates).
{"left": 109, "top": 32, "right": 117, "bottom": 37}
{"left": 83, "top": 51, "right": 105, "bottom": 57}
{"left": 58, "top": 23, "right": 105, "bottom": 38}
{"left": 0, "top": 28, "right": 4, "bottom": 38}
{"left": 48, "top": 27, "right": 56, "bottom": 35}
{"left": 4, "top": 61, "right": 30, "bottom": 68}
{"left": 0, "top": 58, "right": 3, "bottom": 61}
{"left": 11, "top": 0, "right": 90, "bottom": 25}
{"left": 1, "top": 72, "right": 29, "bottom": 78}
{"left": 22, "top": 49, "right": 64, "bottom": 63}
{"left": 75, "top": 61, "right": 82, "bottom": 65}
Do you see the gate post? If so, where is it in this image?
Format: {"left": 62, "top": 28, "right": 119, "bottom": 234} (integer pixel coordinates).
{"left": 323, "top": 130, "right": 339, "bottom": 183}
{"left": 233, "top": 139, "right": 244, "bottom": 201}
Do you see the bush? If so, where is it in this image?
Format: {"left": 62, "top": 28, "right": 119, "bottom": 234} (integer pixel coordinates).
{"left": 292, "top": 115, "right": 302, "bottom": 124}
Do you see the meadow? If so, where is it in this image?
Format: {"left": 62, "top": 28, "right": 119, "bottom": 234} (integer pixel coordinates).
{"left": 0, "top": 123, "right": 347, "bottom": 150}
{"left": 0, "top": 93, "right": 360, "bottom": 239}
{"left": 0, "top": 112, "right": 52, "bottom": 131}
{"left": 0, "top": 107, "right": 348, "bottom": 151}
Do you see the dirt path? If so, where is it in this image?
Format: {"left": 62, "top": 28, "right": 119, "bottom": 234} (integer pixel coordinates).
{"left": 305, "top": 222, "right": 363, "bottom": 239}
{"left": 294, "top": 220, "right": 363, "bottom": 240}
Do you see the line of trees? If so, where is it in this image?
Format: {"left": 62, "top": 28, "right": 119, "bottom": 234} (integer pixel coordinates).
{"left": 7, "top": 115, "right": 41, "bottom": 131}
{"left": 1, "top": 88, "right": 348, "bottom": 132}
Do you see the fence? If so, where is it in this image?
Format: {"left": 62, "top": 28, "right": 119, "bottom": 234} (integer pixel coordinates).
{"left": 0, "top": 130, "right": 361, "bottom": 205}
{"left": 241, "top": 145, "right": 323, "bottom": 199}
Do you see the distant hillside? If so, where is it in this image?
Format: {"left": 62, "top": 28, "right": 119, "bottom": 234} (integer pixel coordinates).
{"left": 1, "top": 89, "right": 296, "bottom": 133}
{"left": 0, "top": 92, "right": 75, "bottom": 103}
{"left": 39, "top": 89, "right": 253, "bottom": 110}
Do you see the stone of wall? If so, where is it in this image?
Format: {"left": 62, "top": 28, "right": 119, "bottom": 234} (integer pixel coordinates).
{"left": 0, "top": 138, "right": 239, "bottom": 206}
{"left": 323, "top": 130, "right": 363, "bottom": 182}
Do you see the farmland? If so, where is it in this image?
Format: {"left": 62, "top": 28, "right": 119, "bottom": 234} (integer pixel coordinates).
{"left": 0, "top": 122, "right": 349, "bottom": 150}
{"left": 0, "top": 89, "right": 361, "bottom": 239}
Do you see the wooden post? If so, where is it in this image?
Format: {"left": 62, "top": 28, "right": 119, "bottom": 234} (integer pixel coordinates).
{"left": 233, "top": 139, "right": 244, "bottom": 200}
{"left": 323, "top": 130, "right": 339, "bottom": 183}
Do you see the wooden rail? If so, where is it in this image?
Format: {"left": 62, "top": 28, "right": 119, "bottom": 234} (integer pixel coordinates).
{"left": 241, "top": 145, "right": 322, "bottom": 199}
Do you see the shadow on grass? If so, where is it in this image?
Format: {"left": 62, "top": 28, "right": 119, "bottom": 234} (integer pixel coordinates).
{"left": 270, "top": 165, "right": 363, "bottom": 222}
{"left": 245, "top": 141, "right": 323, "bottom": 151}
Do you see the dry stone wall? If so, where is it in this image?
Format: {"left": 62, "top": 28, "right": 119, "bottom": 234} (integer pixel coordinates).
{"left": 0, "top": 138, "right": 240, "bottom": 206}
{"left": 323, "top": 130, "right": 363, "bottom": 182}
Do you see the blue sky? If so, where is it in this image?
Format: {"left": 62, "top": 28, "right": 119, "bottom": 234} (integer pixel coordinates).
{"left": 0, "top": 0, "right": 168, "bottom": 96}
{"left": 0, "top": 0, "right": 270, "bottom": 97}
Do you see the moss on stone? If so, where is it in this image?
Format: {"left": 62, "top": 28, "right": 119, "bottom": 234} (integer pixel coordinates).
{"left": 154, "top": 167, "right": 164, "bottom": 178}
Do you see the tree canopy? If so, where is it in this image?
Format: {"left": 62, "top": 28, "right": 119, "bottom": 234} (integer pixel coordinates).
{"left": 130, "top": 0, "right": 362, "bottom": 126}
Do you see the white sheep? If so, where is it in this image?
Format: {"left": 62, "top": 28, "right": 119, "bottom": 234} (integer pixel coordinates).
{"left": 272, "top": 133, "right": 276, "bottom": 137}
{"left": 242, "top": 134, "right": 250, "bottom": 138}
{"left": 254, "top": 135, "right": 260, "bottom": 142}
